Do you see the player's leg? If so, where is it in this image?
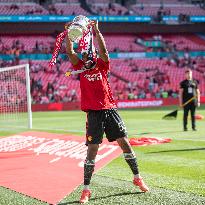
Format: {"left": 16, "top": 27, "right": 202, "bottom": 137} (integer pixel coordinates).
{"left": 80, "top": 144, "right": 99, "bottom": 204}
{"left": 183, "top": 105, "right": 189, "bottom": 131}
{"left": 104, "top": 108, "right": 149, "bottom": 192}
{"left": 80, "top": 111, "right": 104, "bottom": 204}
{"left": 190, "top": 103, "right": 196, "bottom": 131}
{"left": 116, "top": 137, "right": 149, "bottom": 192}
{"left": 116, "top": 137, "right": 139, "bottom": 175}
{"left": 84, "top": 144, "right": 99, "bottom": 189}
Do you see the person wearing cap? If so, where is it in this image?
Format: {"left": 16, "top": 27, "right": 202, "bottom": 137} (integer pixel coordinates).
{"left": 179, "top": 69, "right": 200, "bottom": 131}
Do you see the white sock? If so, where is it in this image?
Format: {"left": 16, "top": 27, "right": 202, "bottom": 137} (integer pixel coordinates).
{"left": 84, "top": 185, "right": 90, "bottom": 190}
{"left": 134, "top": 174, "right": 141, "bottom": 179}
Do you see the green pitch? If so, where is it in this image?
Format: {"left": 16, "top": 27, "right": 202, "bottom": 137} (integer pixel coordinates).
{"left": 0, "top": 107, "right": 205, "bottom": 205}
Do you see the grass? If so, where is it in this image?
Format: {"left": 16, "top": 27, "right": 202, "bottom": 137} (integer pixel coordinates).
{"left": 0, "top": 107, "right": 205, "bottom": 205}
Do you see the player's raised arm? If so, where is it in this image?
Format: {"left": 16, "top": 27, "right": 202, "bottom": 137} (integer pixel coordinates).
{"left": 91, "top": 20, "right": 109, "bottom": 62}
{"left": 65, "top": 23, "right": 79, "bottom": 66}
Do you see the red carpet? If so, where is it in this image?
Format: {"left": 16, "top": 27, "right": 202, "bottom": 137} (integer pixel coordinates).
{"left": 0, "top": 131, "right": 122, "bottom": 205}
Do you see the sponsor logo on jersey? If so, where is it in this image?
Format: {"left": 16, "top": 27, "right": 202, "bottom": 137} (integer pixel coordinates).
{"left": 84, "top": 73, "right": 102, "bottom": 81}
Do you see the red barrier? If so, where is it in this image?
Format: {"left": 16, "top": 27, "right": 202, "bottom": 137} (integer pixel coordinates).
{"left": 31, "top": 97, "right": 204, "bottom": 112}
{"left": 116, "top": 98, "right": 178, "bottom": 109}
{"left": 32, "top": 102, "right": 80, "bottom": 112}
{"left": 201, "top": 96, "right": 205, "bottom": 103}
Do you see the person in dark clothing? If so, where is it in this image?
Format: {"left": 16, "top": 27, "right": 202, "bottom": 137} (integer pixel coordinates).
{"left": 179, "top": 69, "right": 200, "bottom": 131}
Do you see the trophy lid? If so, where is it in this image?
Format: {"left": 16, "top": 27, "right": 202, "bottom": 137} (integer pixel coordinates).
{"left": 73, "top": 15, "right": 90, "bottom": 22}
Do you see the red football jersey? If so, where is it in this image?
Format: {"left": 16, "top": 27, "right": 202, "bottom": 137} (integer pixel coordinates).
{"left": 73, "top": 58, "right": 116, "bottom": 111}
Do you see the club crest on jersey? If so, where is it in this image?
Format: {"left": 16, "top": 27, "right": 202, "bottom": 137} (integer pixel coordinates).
{"left": 84, "top": 73, "right": 102, "bottom": 81}
{"left": 87, "top": 136, "right": 92, "bottom": 141}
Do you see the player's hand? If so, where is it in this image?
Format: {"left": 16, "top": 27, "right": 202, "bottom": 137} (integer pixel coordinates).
{"left": 64, "top": 22, "right": 72, "bottom": 30}
{"left": 197, "top": 102, "right": 200, "bottom": 107}
{"left": 90, "top": 20, "right": 99, "bottom": 33}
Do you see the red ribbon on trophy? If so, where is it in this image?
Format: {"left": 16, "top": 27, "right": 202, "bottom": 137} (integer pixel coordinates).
{"left": 49, "top": 30, "right": 67, "bottom": 68}
{"left": 49, "top": 15, "right": 96, "bottom": 71}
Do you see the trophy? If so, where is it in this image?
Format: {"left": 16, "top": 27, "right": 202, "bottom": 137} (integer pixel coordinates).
{"left": 68, "top": 15, "right": 90, "bottom": 42}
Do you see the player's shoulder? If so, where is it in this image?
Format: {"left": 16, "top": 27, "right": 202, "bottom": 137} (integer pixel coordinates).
{"left": 97, "top": 58, "right": 110, "bottom": 68}
{"left": 180, "top": 79, "right": 187, "bottom": 85}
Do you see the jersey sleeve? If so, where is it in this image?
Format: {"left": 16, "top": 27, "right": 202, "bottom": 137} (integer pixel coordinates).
{"left": 72, "top": 60, "right": 84, "bottom": 71}
{"left": 98, "top": 58, "right": 110, "bottom": 71}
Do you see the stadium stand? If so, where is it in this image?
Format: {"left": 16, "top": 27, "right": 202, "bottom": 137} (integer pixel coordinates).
{"left": 0, "top": 35, "right": 55, "bottom": 54}
{"left": 1, "top": 34, "right": 205, "bottom": 55}
{"left": 0, "top": 0, "right": 35, "bottom": 2}
{"left": 49, "top": 3, "right": 89, "bottom": 15}
{"left": 1, "top": 56, "right": 204, "bottom": 104}
{"left": 0, "top": 0, "right": 204, "bottom": 16}
{"left": 130, "top": 4, "right": 205, "bottom": 16}
{"left": 28, "top": 58, "right": 205, "bottom": 102}
{"left": 0, "top": 2, "right": 49, "bottom": 15}
{"left": 136, "top": 34, "right": 205, "bottom": 51}
{"left": 0, "top": 0, "right": 204, "bottom": 105}
{"left": 87, "top": 0, "right": 205, "bottom": 16}
{"left": 88, "top": 2, "right": 128, "bottom": 15}
{"left": 52, "top": 0, "right": 80, "bottom": 3}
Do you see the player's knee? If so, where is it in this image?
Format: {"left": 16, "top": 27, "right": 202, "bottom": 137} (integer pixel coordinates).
{"left": 116, "top": 136, "right": 129, "bottom": 143}
{"left": 88, "top": 144, "right": 99, "bottom": 151}
{"left": 116, "top": 137, "right": 132, "bottom": 152}
{"left": 87, "top": 144, "right": 99, "bottom": 160}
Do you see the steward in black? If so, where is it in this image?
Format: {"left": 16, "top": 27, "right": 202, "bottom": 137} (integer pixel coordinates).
{"left": 179, "top": 69, "right": 200, "bottom": 131}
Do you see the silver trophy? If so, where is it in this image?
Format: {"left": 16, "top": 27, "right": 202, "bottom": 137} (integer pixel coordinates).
{"left": 68, "top": 15, "right": 90, "bottom": 42}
